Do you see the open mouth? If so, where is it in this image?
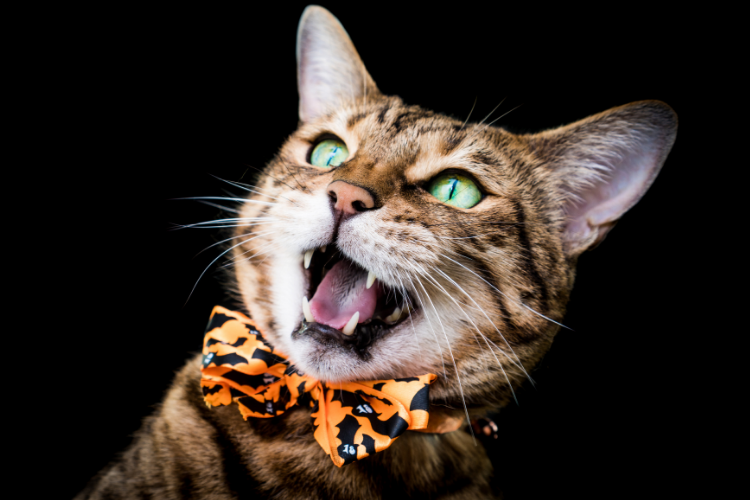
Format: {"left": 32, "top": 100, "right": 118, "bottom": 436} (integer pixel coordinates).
{"left": 296, "top": 245, "right": 416, "bottom": 355}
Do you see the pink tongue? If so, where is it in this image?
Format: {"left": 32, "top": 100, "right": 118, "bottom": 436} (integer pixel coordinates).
{"left": 309, "top": 260, "right": 380, "bottom": 330}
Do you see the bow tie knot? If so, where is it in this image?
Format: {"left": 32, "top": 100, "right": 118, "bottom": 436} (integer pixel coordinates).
{"left": 200, "top": 306, "right": 441, "bottom": 467}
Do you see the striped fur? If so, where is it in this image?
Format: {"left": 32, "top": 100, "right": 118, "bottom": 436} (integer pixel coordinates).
{"left": 79, "top": 6, "right": 676, "bottom": 499}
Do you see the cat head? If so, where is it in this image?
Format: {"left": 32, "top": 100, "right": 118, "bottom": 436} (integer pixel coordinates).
{"left": 230, "top": 6, "right": 676, "bottom": 409}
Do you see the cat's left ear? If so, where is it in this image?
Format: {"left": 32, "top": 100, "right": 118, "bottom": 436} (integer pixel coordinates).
{"left": 526, "top": 100, "right": 677, "bottom": 257}
{"left": 296, "top": 6, "right": 380, "bottom": 123}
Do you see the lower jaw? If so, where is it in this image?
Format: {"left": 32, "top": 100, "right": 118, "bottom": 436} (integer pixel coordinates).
{"left": 290, "top": 308, "right": 423, "bottom": 379}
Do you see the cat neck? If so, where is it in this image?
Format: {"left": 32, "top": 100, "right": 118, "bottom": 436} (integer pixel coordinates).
{"left": 240, "top": 394, "right": 494, "bottom": 495}
{"left": 182, "top": 351, "right": 495, "bottom": 496}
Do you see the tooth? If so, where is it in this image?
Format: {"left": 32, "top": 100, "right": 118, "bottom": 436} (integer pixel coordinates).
{"left": 302, "top": 297, "right": 314, "bottom": 323}
{"left": 384, "top": 306, "right": 401, "bottom": 324}
{"left": 342, "top": 311, "right": 359, "bottom": 336}
{"left": 366, "top": 270, "right": 377, "bottom": 289}
{"left": 321, "top": 245, "right": 327, "bottom": 253}
{"left": 304, "top": 249, "right": 314, "bottom": 269}
{"left": 399, "top": 304, "right": 412, "bottom": 320}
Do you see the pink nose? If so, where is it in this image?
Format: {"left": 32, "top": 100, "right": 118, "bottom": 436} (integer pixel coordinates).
{"left": 328, "top": 181, "right": 375, "bottom": 214}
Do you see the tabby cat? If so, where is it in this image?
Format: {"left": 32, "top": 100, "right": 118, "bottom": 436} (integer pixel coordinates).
{"left": 79, "top": 5, "right": 676, "bottom": 499}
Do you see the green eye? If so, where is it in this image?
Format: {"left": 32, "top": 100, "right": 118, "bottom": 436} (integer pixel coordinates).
{"left": 310, "top": 139, "right": 349, "bottom": 168}
{"left": 427, "top": 172, "right": 482, "bottom": 209}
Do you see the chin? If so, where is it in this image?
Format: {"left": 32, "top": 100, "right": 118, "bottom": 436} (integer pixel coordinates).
{"left": 288, "top": 309, "right": 438, "bottom": 382}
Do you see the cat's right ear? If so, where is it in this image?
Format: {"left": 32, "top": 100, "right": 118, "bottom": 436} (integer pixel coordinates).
{"left": 296, "top": 6, "right": 379, "bottom": 123}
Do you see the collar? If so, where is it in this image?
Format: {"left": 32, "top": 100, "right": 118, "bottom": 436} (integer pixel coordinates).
{"left": 200, "top": 306, "right": 463, "bottom": 467}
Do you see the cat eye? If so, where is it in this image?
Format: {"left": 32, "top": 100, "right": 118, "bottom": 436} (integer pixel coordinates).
{"left": 427, "top": 172, "right": 483, "bottom": 209}
{"left": 310, "top": 138, "right": 349, "bottom": 168}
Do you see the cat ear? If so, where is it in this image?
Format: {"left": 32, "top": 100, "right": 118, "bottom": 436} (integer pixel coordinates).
{"left": 526, "top": 100, "right": 677, "bottom": 257}
{"left": 296, "top": 6, "right": 379, "bottom": 122}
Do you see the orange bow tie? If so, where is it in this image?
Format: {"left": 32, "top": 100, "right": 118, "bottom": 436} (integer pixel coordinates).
{"left": 201, "top": 306, "right": 446, "bottom": 467}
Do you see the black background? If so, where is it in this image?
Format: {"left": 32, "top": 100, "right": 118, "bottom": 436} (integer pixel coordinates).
{"left": 54, "top": 2, "right": 721, "bottom": 499}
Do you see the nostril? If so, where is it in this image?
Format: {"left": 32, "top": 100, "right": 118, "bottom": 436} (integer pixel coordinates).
{"left": 328, "top": 190, "right": 338, "bottom": 203}
{"left": 351, "top": 200, "right": 367, "bottom": 212}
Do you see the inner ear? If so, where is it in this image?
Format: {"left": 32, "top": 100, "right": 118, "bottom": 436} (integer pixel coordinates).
{"left": 296, "top": 6, "right": 379, "bottom": 123}
{"left": 526, "top": 101, "right": 677, "bottom": 257}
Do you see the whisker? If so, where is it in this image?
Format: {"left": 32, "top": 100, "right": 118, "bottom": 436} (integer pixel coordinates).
{"left": 196, "top": 200, "right": 241, "bottom": 214}
{"left": 427, "top": 261, "right": 527, "bottom": 371}
{"left": 240, "top": 164, "right": 299, "bottom": 192}
{"left": 170, "top": 222, "right": 276, "bottom": 231}
{"left": 410, "top": 271, "right": 475, "bottom": 441}
{"left": 284, "top": 160, "right": 307, "bottom": 191}
{"left": 484, "top": 104, "right": 522, "bottom": 129}
{"left": 442, "top": 253, "right": 571, "bottom": 331}
{"left": 425, "top": 264, "right": 526, "bottom": 399}
{"left": 459, "top": 97, "right": 478, "bottom": 132}
{"left": 392, "top": 273, "right": 429, "bottom": 371}
{"left": 184, "top": 236, "right": 257, "bottom": 305}
{"left": 455, "top": 99, "right": 506, "bottom": 148}
{"left": 195, "top": 230, "right": 276, "bottom": 258}
{"left": 463, "top": 102, "right": 523, "bottom": 147}
{"left": 476, "top": 98, "right": 506, "bottom": 128}
{"left": 222, "top": 233, "right": 282, "bottom": 265}
{"left": 226, "top": 241, "right": 285, "bottom": 270}
{"left": 404, "top": 275, "right": 447, "bottom": 380}
{"left": 170, "top": 217, "right": 279, "bottom": 230}
{"left": 218, "top": 178, "right": 283, "bottom": 199}
{"left": 210, "top": 174, "right": 292, "bottom": 203}
{"left": 171, "top": 196, "right": 278, "bottom": 206}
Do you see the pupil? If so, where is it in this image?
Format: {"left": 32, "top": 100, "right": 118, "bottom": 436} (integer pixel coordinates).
{"left": 447, "top": 178, "right": 458, "bottom": 200}
{"left": 326, "top": 146, "right": 339, "bottom": 166}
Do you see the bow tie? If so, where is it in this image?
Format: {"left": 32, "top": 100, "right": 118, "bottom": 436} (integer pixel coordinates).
{"left": 200, "top": 306, "right": 460, "bottom": 467}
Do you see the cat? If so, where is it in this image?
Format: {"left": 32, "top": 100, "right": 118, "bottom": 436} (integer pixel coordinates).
{"left": 78, "top": 5, "right": 677, "bottom": 499}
